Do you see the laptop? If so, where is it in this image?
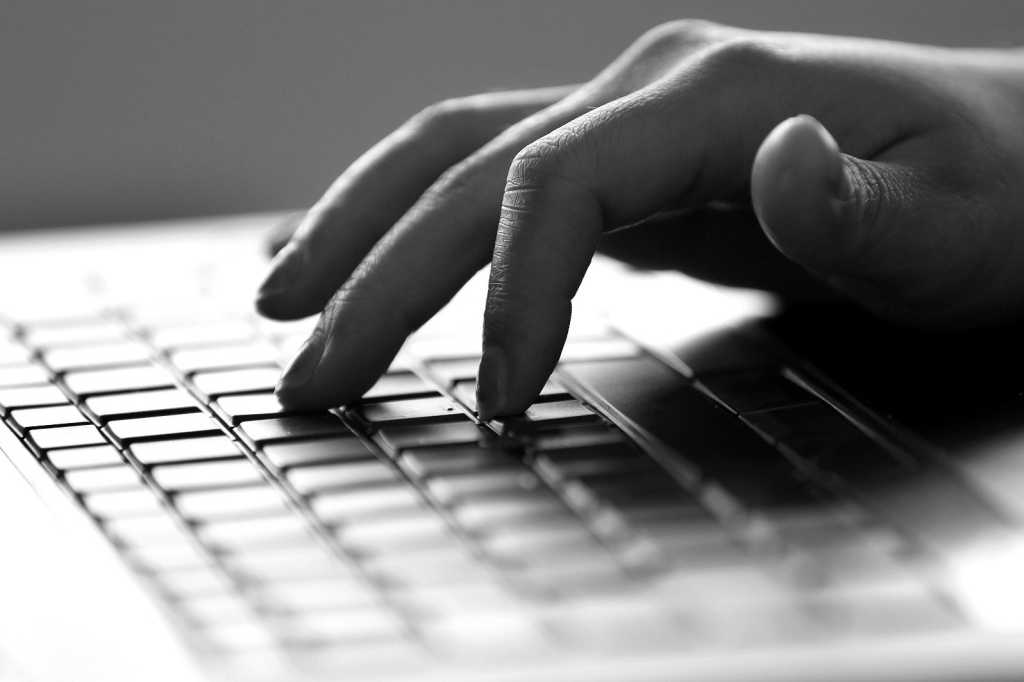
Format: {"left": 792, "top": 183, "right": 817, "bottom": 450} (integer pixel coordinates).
{"left": 0, "top": 212, "right": 1021, "bottom": 682}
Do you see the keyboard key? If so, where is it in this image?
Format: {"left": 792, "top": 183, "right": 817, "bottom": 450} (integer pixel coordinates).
{"left": 214, "top": 392, "right": 290, "bottom": 424}
{"left": 532, "top": 443, "right": 653, "bottom": 481}
{"left": 149, "top": 321, "right": 256, "bottom": 349}
{"left": 170, "top": 342, "right": 279, "bottom": 373}
{"left": 356, "top": 396, "right": 464, "bottom": 425}
{"left": 426, "top": 358, "right": 480, "bottom": 386}
{"left": 131, "top": 435, "right": 244, "bottom": 465}
{"left": 222, "top": 545, "right": 349, "bottom": 581}
{"left": 452, "top": 378, "right": 568, "bottom": 412}
{"left": 196, "top": 514, "right": 315, "bottom": 549}
{"left": 191, "top": 367, "right": 280, "bottom": 397}
{"left": 85, "top": 486, "right": 163, "bottom": 517}
{"left": 531, "top": 426, "right": 625, "bottom": 450}
{"left": 151, "top": 459, "right": 265, "bottom": 491}
{"left": 399, "top": 445, "right": 520, "bottom": 479}
{"left": 376, "top": 421, "right": 486, "bottom": 451}
{"left": 480, "top": 522, "right": 599, "bottom": 561}
{"left": 175, "top": 485, "right": 288, "bottom": 520}
{"left": 523, "top": 400, "right": 596, "bottom": 423}
{"left": 46, "top": 444, "right": 123, "bottom": 469}
{"left": 44, "top": 342, "right": 152, "bottom": 371}
{"left": 9, "top": 405, "right": 87, "bottom": 430}
{"left": 0, "top": 365, "right": 50, "bottom": 387}
{"left": 336, "top": 509, "right": 451, "bottom": 553}
{"left": 256, "top": 577, "right": 377, "bottom": 611}
{"left": 362, "top": 371, "right": 436, "bottom": 401}
{"left": 24, "top": 320, "right": 126, "bottom": 347}
{"left": 0, "top": 385, "right": 68, "bottom": 410}
{"left": 286, "top": 460, "right": 398, "bottom": 494}
{"left": 64, "top": 366, "right": 175, "bottom": 396}
{"left": 262, "top": 437, "right": 375, "bottom": 469}
{"left": 64, "top": 464, "right": 141, "bottom": 492}
{"left": 452, "top": 495, "right": 571, "bottom": 531}
{"left": 29, "top": 424, "right": 106, "bottom": 449}
{"left": 559, "top": 338, "right": 639, "bottom": 362}
{"left": 107, "top": 412, "right": 223, "bottom": 443}
{"left": 85, "top": 389, "right": 198, "bottom": 421}
{"left": 124, "top": 542, "right": 210, "bottom": 572}
{"left": 271, "top": 608, "right": 406, "bottom": 644}
{"left": 235, "top": 415, "right": 349, "bottom": 445}
{"left": 156, "top": 566, "right": 233, "bottom": 598}
{"left": 427, "top": 469, "right": 544, "bottom": 505}
{"left": 311, "top": 485, "right": 424, "bottom": 521}
{"left": 104, "top": 513, "right": 187, "bottom": 544}
{"left": 0, "top": 340, "right": 33, "bottom": 365}
{"left": 698, "top": 368, "right": 816, "bottom": 413}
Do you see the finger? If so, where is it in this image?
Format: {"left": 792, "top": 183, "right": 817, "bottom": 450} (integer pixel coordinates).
{"left": 597, "top": 207, "right": 834, "bottom": 300}
{"left": 475, "top": 40, "right": 928, "bottom": 418}
{"left": 264, "top": 212, "right": 302, "bottom": 258}
{"left": 255, "top": 85, "right": 577, "bottom": 320}
{"left": 273, "top": 93, "right": 595, "bottom": 408}
{"left": 751, "top": 115, "right": 967, "bottom": 325}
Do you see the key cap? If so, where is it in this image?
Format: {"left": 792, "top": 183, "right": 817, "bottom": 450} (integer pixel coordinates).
{"left": 523, "top": 400, "right": 596, "bottom": 423}
{"left": 214, "top": 392, "right": 290, "bottom": 424}
{"left": 286, "top": 460, "right": 398, "bottom": 494}
{"left": 699, "top": 368, "right": 816, "bottom": 414}
{"left": 452, "top": 494, "right": 571, "bottom": 531}
{"left": 131, "top": 435, "right": 243, "bottom": 465}
{"left": 376, "top": 421, "right": 486, "bottom": 452}
{"left": 271, "top": 608, "right": 406, "bottom": 644}
{"left": 0, "top": 340, "right": 33, "bottom": 365}
{"left": 9, "top": 405, "right": 87, "bottom": 430}
{"left": 85, "top": 389, "right": 197, "bottom": 421}
{"left": 337, "top": 510, "right": 452, "bottom": 553}
{"left": 104, "top": 513, "right": 187, "bottom": 544}
{"left": 559, "top": 338, "right": 639, "bottom": 362}
{"left": 531, "top": 426, "right": 625, "bottom": 450}
{"left": 149, "top": 321, "right": 256, "bottom": 349}
{"left": 85, "top": 486, "right": 163, "bottom": 517}
{"left": 64, "top": 464, "right": 141, "bottom": 492}
{"left": 356, "top": 396, "right": 463, "bottom": 425}
{"left": 452, "top": 378, "right": 568, "bottom": 412}
{"left": 399, "top": 445, "right": 520, "bottom": 479}
{"left": 46, "top": 444, "right": 123, "bottom": 469}
{"left": 170, "top": 342, "right": 279, "bottom": 373}
{"left": 151, "top": 458, "right": 264, "bottom": 491}
{"left": 121, "top": 541, "right": 210, "bottom": 573}
{"left": 0, "top": 365, "right": 50, "bottom": 387}
{"left": 256, "top": 577, "right": 378, "bottom": 611}
{"left": 175, "top": 485, "right": 289, "bottom": 520}
{"left": 29, "top": 423, "right": 106, "bottom": 449}
{"left": 235, "top": 415, "right": 350, "bottom": 446}
{"left": 365, "top": 547, "right": 488, "bottom": 587}
{"left": 481, "top": 522, "right": 599, "bottom": 561}
{"left": 107, "top": 412, "right": 223, "bottom": 443}
{"left": 427, "top": 469, "right": 544, "bottom": 505}
{"left": 24, "top": 320, "right": 126, "bottom": 347}
{"left": 64, "top": 366, "right": 175, "bottom": 396}
{"left": 191, "top": 367, "right": 280, "bottom": 397}
{"left": 0, "top": 385, "right": 68, "bottom": 410}
{"left": 533, "top": 444, "right": 654, "bottom": 481}
{"left": 311, "top": 485, "right": 424, "bottom": 521}
{"left": 222, "top": 545, "right": 349, "bottom": 581}
{"left": 262, "top": 437, "right": 375, "bottom": 469}
{"left": 196, "top": 514, "right": 315, "bottom": 549}
{"left": 362, "top": 371, "right": 436, "bottom": 401}
{"left": 426, "top": 358, "right": 480, "bottom": 386}
{"left": 44, "top": 342, "right": 152, "bottom": 371}
{"left": 156, "top": 566, "right": 233, "bottom": 598}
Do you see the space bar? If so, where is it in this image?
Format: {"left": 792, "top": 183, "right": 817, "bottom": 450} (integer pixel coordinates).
{"left": 560, "top": 355, "right": 813, "bottom": 509}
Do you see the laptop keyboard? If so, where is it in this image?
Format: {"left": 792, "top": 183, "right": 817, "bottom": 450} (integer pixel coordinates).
{"left": 0, "top": 299, "right": 966, "bottom": 672}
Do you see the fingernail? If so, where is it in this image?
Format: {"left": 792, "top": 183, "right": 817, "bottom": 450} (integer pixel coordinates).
{"left": 258, "top": 245, "right": 304, "bottom": 299}
{"left": 800, "top": 114, "right": 849, "bottom": 201}
{"left": 476, "top": 345, "right": 508, "bottom": 420}
{"left": 277, "top": 333, "right": 325, "bottom": 393}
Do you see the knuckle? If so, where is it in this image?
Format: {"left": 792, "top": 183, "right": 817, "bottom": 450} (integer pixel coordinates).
{"left": 507, "top": 135, "right": 578, "bottom": 189}
{"left": 697, "top": 36, "right": 786, "bottom": 79}
{"left": 636, "top": 19, "right": 720, "bottom": 52}
{"left": 407, "top": 97, "right": 472, "bottom": 138}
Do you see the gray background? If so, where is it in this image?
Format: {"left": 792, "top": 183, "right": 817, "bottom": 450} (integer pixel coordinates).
{"left": 3, "top": 1, "right": 1020, "bottom": 231}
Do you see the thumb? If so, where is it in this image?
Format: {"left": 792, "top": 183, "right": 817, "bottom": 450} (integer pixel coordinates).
{"left": 750, "top": 114, "right": 955, "bottom": 324}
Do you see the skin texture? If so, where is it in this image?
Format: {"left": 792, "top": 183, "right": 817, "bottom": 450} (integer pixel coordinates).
{"left": 255, "top": 21, "right": 1024, "bottom": 418}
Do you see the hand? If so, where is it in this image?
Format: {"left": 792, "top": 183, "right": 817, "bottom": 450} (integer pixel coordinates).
{"left": 256, "top": 20, "right": 1024, "bottom": 417}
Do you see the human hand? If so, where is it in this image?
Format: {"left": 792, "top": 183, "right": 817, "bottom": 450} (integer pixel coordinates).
{"left": 256, "top": 21, "right": 1024, "bottom": 417}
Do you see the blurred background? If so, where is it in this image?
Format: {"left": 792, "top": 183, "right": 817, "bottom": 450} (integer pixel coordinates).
{"left": 3, "top": 0, "right": 1020, "bottom": 232}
